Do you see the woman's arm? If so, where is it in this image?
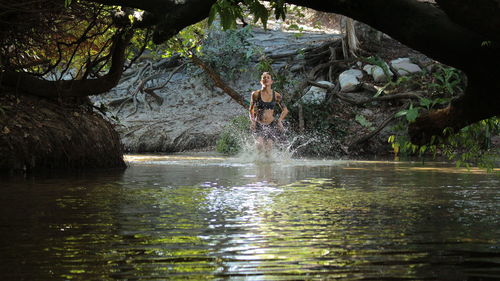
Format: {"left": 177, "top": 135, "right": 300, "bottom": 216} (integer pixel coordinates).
{"left": 276, "top": 93, "right": 288, "bottom": 121}
{"left": 249, "top": 91, "right": 257, "bottom": 131}
{"left": 249, "top": 91, "right": 257, "bottom": 121}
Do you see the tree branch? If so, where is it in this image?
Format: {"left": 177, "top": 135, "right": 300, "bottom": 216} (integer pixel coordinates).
{"left": 349, "top": 114, "right": 396, "bottom": 148}
{"left": 189, "top": 53, "right": 247, "bottom": 108}
{"left": 284, "top": 0, "right": 497, "bottom": 73}
{"left": 0, "top": 30, "right": 134, "bottom": 97}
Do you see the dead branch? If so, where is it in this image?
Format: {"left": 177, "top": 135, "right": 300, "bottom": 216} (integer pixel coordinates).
{"left": 307, "top": 80, "right": 423, "bottom": 105}
{"left": 190, "top": 53, "right": 247, "bottom": 108}
{"left": 348, "top": 101, "right": 411, "bottom": 149}
{"left": 115, "top": 61, "right": 152, "bottom": 114}
{"left": 349, "top": 114, "right": 396, "bottom": 148}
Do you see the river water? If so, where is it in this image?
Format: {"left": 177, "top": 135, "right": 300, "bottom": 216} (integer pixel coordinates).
{"left": 0, "top": 154, "right": 499, "bottom": 280}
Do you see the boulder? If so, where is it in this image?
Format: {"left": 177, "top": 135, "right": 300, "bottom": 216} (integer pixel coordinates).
{"left": 339, "top": 69, "right": 363, "bottom": 92}
{"left": 301, "top": 81, "right": 334, "bottom": 104}
{"left": 363, "top": 63, "right": 393, "bottom": 82}
{"left": 390, "top": 57, "right": 422, "bottom": 75}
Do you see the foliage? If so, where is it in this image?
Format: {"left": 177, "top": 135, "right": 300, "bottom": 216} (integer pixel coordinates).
{"left": 157, "top": 21, "right": 208, "bottom": 59}
{"left": 427, "top": 65, "right": 463, "bottom": 96}
{"left": 255, "top": 53, "right": 274, "bottom": 74}
{"left": 481, "top": 40, "right": 492, "bottom": 47}
{"left": 154, "top": 21, "right": 257, "bottom": 86}
{"left": 389, "top": 113, "right": 499, "bottom": 170}
{"left": 440, "top": 118, "right": 500, "bottom": 170}
{"left": 0, "top": 105, "right": 11, "bottom": 117}
{"left": 389, "top": 66, "right": 461, "bottom": 129}
{"left": 386, "top": 64, "right": 498, "bottom": 170}
{"left": 216, "top": 115, "right": 251, "bottom": 155}
{"left": 287, "top": 23, "right": 305, "bottom": 38}
{"left": 373, "top": 74, "right": 415, "bottom": 97}
{"left": 387, "top": 66, "right": 460, "bottom": 123}
{"left": 394, "top": 103, "right": 419, "bottom": 122}
{"left": 418, "top": 96, "right": 450, "bottom": 110}
{"left": 208, "top": 0, "right": 286, "bottom": 30}
{"left": 198, "top": 25, "right": 256, "bottom": 80}
{"left": 0, "top": 1, "right": 137, "bottom": 80}
{"left": 389, "top": 118, "right": 499, "bottom": 170}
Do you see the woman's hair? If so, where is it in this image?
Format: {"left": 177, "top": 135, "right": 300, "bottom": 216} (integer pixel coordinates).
{"left": 261, "top": 72, "right": 272, "bottom": 79}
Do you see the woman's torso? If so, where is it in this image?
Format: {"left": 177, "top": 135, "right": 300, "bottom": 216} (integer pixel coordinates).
{"left": 256, "top": 90, "right": 276, "bottom": 124}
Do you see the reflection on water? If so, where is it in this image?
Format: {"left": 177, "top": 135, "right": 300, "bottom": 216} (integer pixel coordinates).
{"left": 0, "top": 154, "right": 499, "bottom": 280}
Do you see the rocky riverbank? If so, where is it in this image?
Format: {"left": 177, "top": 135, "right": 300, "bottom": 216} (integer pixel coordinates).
{"left": 91, "top": 25, "right": 463, "bottom": 158}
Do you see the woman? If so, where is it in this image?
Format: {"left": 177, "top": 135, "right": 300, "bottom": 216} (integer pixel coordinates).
{"left": 249, "top": 72, "right": 288, "bottom": 155}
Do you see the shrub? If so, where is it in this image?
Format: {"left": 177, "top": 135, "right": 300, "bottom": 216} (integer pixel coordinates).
{"left": 216, "top": 115, "right": 251, "bottom": 155}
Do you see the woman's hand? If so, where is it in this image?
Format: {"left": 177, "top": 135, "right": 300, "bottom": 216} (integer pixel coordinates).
{"left": 277, "top": 120, "right": 285, "bottom": 132}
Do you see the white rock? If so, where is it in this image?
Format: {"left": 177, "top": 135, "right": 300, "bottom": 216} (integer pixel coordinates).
{"left": 364, "top": 63, "right": 393, "bottom": 82}
{"left": 372, "top": 66, "right": 393, "bottom": 82}
{"left": 339, "top": 69, "right": 363, "bottom": 92}
{"left": 363, "top": 64, "right": 375, "bottom": 74}
{"left": 390, "top": 57, "right": 422, "bottom": 75}
{"left": 302, "top": 81, "right": 334, "bottom": 104}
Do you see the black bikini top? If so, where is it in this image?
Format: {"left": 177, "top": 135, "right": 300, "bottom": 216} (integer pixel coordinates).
{"left": 255, "top": 90, "right": 276, "bottom": 110}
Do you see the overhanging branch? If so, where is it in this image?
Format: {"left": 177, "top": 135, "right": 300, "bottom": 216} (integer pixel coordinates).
{"left": 0, "top": 30, "right": 134, "bottom": 97}
{"left": 283, "top": 0, "right": 496, "bottom": 73}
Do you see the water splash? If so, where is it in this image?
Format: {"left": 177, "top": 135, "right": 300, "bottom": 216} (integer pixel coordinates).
{"left": 220, "top": 116, "right": 342, "bottom": 164}
{"left": 232, "top": 130, "right": 321, "bottom": 164}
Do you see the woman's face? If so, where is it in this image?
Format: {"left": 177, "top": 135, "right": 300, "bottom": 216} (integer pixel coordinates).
{"left": 260, "top": 73, "right": 273, "bottom": 87}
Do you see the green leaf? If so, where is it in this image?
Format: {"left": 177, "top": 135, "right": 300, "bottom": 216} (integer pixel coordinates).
{"left": 419, "top": 97, "right": 432, "bottom": 109}
{"left": 419, "top": 145, "right": 427, "bottom": 155}
{"left": 406, "top": 107, "right": 419, "bottom": 122}
{"left": 388, "top": 135, "right": 395, "bottom": 143}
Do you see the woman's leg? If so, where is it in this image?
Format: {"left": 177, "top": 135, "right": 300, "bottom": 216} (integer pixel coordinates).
{"left": 264, "top": 138, "right": 273, "bottom": 154}
{"left": 255, "top": 136, "right": 265, "bottom": 153}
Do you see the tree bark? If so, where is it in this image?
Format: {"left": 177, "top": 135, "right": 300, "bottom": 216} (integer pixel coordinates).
{"left": 343, "top": 17, "right": 359, "bottom": 57}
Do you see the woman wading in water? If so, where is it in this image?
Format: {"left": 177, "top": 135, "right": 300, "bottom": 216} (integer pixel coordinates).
{"left": 249, "top": 72, "right": 288, "bottom": 156}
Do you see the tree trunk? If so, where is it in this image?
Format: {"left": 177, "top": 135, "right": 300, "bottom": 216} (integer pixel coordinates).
{"left": 343, "top": 17, "right": 359, "bottom": 57}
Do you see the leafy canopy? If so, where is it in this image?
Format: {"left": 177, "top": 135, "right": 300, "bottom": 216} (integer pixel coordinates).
{"left": 208, "top": 0, "right": 286, "bottom": 30}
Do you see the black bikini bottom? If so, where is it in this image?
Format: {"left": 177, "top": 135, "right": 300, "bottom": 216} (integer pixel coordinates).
{"left": 254, "top": 120, "right": 279, "bottom": 140}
